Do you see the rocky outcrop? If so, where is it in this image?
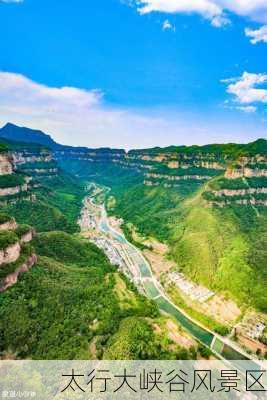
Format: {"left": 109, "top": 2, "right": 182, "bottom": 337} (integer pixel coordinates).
{"left": 0, "top": 219, "right": 17, "bottom": 231}
{"left": 25, "top": 168, "right": 58, "bottom": 174}
{"left": 213, "top": 187, "right": 267, "bottom": 197}
{"left": 145, "top": 172, "right": 211, "bottom": 181}
{"left": 0, "top": 183, "right": 28, "bottom": 197}
{"left": 213, "top": 198, "right": 267, "bottom": 207}
{"left": 225, "top": 168, "right": 267, "bottom": 179}
{"left": 20, "top": 230, "right": 34, "bottom": 244}
{"left": 0, "top": 242, "right": 20, "bottom": 265}
{"left": 0, "top": 153, "right": 13, "bottom": 175}
{"left": 0, "top": 253, "right": 37, "bottom": 292}
{"left": 166, "top": 161, "right": 224, "bottom": 170}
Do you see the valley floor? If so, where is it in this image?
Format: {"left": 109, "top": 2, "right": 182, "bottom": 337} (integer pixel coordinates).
{"left": 79, "top": 183, "right": 257, "bottom": 363}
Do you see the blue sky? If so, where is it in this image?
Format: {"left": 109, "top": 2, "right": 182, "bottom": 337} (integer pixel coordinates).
{"left": 0, "top": 0, "right": 266, "bottom": 148}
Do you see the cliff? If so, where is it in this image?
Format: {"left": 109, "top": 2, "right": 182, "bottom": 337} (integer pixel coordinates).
{"left": 0, "top": 153, "right": 13, "bottom": 175}
{"left": 0, "top": 215, "right": 37, "bottom": 291}
{"left": 0, "top": 253, "right": 37, "bottom": 292}
{"left": 1, "top": 123, "right": 265, "bottom": 210}
{"left": 0, "top": 215, "right": 17, "bottom": 231}
{"left": 0, "top": 242, "right": 21, "bottom": 265}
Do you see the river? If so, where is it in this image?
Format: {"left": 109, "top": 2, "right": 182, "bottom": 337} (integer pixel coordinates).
{"left": 87, "top": 183, "right": 253, "bottom": 363}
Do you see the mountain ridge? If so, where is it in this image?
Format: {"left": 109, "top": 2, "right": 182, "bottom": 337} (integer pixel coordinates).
{"left": 0, "top": 122, "right": 266, "bottom": 154}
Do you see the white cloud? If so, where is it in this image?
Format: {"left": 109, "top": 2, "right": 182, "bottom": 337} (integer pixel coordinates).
{"left": 133, "top": 0, "right": 267, "bottom": 26}
{"left": 223, "top": 72, "right": 267, "bottom": 104}
{"left": 236, "top": 105, "right": 257, "bottom": 113}
{"left": 0, "top": 72, "right": 265, "bottom": 149}
{"left": 0, "top": 0, "right": 23, "bottom": 3}
{"left": 245, "top": 25, "right": 267, "bottom": 44}
{"left": 162, "top": 19, "right": 175, "bottom": 31}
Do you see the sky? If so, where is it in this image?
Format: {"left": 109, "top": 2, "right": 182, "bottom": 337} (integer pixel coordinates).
{"left": 0, "top": 0, "right": 266, "bottom": 149}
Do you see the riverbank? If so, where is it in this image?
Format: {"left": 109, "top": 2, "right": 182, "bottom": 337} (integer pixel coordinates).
{"left": 79, "top": 183, "right": 255, "bottom": 362}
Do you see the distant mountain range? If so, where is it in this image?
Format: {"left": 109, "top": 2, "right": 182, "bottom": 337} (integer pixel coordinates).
{"left": 0, "top": 123, "right": 123, "bottom": 154}
{"left": 1, "top": 122, "right": 266, "bottom": 155}
{"left": 0, "top": 123, "right": 60, "bottom": 149}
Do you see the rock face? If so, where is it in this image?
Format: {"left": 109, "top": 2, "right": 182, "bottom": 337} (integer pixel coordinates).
{"left": 12, "top": 152, "right": 53, "bottom": 165}
{"left": 144, "top": 172, "right": 211, "bottom": 182}
{"left": 213, "top": 187, "right": 267, "bottom": 197}
{"left": 213, "top": 198, "right": 267, "bottom": 207}
{"left": 20, "top": 230, "right": 33, "bottom": 244}
{"left": 0, "top": 183, "right": 28, "bottom": 197}
{"left": 0, "top": 242, "right": 21, "bottom": 265}
{"left": 225, "top": 168, "right": 267, "bottom": 179}
{"left": 0, "top": 214, "right": 37, "bottom": 291}
{"left": 0, "top": 153, "right": 13, "bottom": 175}
{"left": 0, "top": 253, "right": 37, "bottom": 292}
{"left": 0, "top": 219, "right": 17, "bottom": 231}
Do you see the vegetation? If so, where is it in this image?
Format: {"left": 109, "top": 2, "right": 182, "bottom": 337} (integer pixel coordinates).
{"left": 0, "top": 243, "right": 33, "bottom": 280}
{"left": 0, "top": 134, "right": 266, "bottom": 360}
{"left": 167, "top": 285, "right": 230, "bottom": 335}
{"left": 0, "top": 231, "right": 178, "bottom": 360}
{"left": 0, "top": 213, "right": 12, "bottom": 225}
{"left": 3, "top": 173, "right": 85, "bottom": 233}
{"left": 169, "top": 197, "right": 267, "bottom": 311}
{"left": 121, "top": 222, "right": 151, "bottom": 251}
{"left": 0, "top": 230, "right": 18, "bottom": 250}
{"left": 0, "top": 135, "right": 49, "bottom": 152}
{"left": 0, "top": 174, "right": 24, "bottom": 188}
{"left": 33, "top": 231, "right": 107, "bottom": 267}
{"left": 0, "top": 143, "right": 8, "bottom": 152}
{"left": 104, "top": 317, "right": 171, "bottom": 359}
{"left": 107, "top": 183, "right": 200, "bottom": 242}
{"left": 70, "top": 146, "right": 265, "bottom": 312}
{"left": 129, "top": 138, "right": 267, "bottom": 157}
{"left": 208, "top": 176, "right": 267, "bottom": 191}
{"left": 15, "top": 224, "right": 32, "bottom": 239}
{"left": 152, "top": 164, "right": 220, "bottom": 177}
{"left": 4, "top": 200, "right": 75, "bottom": 233}
{"left": 18, "top": 161, "right": 57, "bottom": 170}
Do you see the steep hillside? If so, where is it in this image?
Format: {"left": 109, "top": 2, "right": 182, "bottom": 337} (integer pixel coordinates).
{"left": 0, "top": 231, "right": 196, "bottom": 360}
{"left": 0, "top": 139, "right": 85, "bottom": 233}
{"left": 0, "top": 213, "right": 37, "bottom": 292}
{"left": 169, "top": 192, "right": 266, "bottom": 311}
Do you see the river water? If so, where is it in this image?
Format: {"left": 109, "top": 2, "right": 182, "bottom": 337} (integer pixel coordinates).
{"left": 89, "top": 187, "right": 251, "bottom": 362}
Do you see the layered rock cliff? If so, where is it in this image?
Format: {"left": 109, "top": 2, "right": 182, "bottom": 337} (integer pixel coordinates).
{"left": 0, "top": 123, "right": 266, "bottom": 209}
{"left": 0, "top": 215, "right": 37, "bottom": 291}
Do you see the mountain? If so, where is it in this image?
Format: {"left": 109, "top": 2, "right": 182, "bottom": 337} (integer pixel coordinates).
{"left": 0, "top": 123, "right": 125, "bottom": 154}
{"left": 0, "top": 123, "right": 60, "bottom": 149}
{"left": 54, "top": 134, "right": 267, "bottom": 314}
{"left": 0, "top": 138, "right": 198, "bottom": 361}
{"left": 0, "top": 123, "right": 266, "bottom": 359}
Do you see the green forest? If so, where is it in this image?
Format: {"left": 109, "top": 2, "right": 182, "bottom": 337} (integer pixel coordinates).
{"left": 0, "top": 231, "right": 196, "bottom": 359}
